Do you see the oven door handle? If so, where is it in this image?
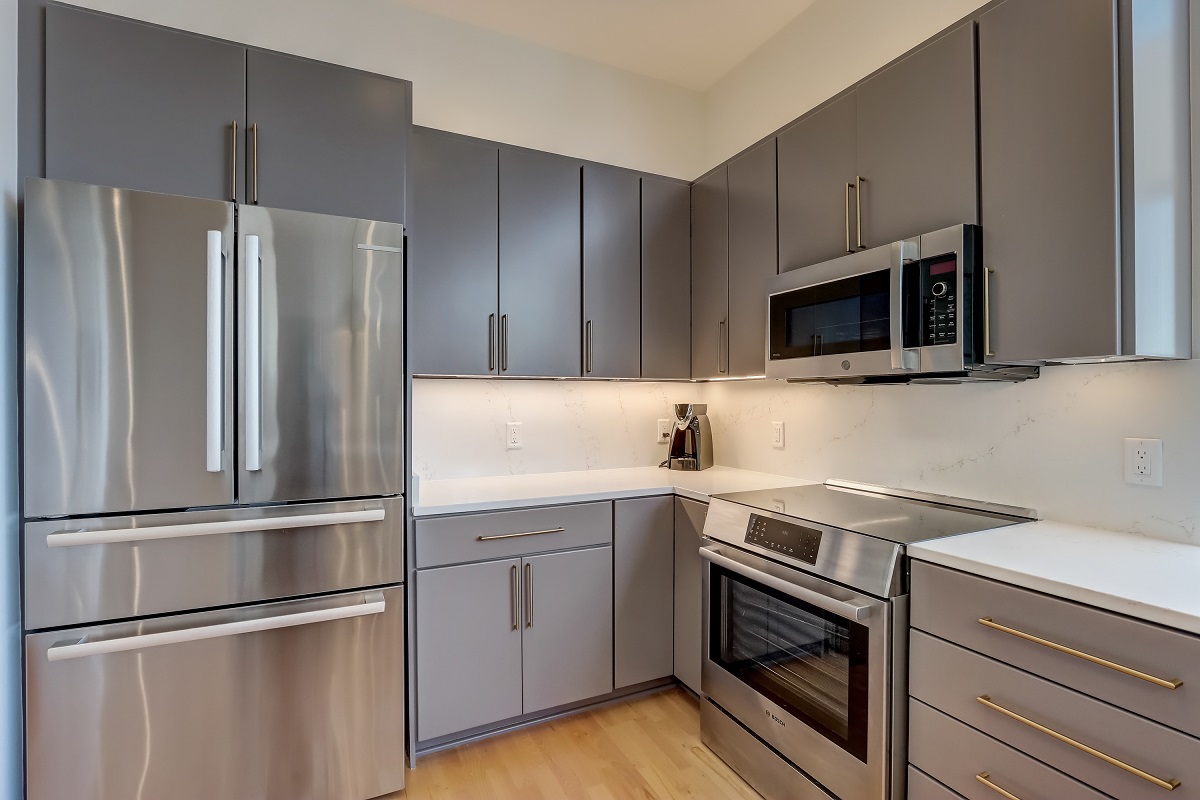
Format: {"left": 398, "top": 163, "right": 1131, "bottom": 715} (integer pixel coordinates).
{"left": 700, "top": 546, "right": 875, "bottom": 622}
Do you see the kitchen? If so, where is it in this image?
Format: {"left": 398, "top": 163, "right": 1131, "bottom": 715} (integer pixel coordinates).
{"left": 1, "top": 0, "right": 1198, "bottom": 799}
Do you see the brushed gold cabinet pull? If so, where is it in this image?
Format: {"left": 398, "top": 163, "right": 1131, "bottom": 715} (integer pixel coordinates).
{"left": 250, "top": 122, "right": 260, "bottom": 204}
{"left": 978, "top": 617, "right": 1182, "bottom": 689}
{"left": 976, "top": 772, "right": 1023, "bottom": 800}
{"left": 845, "top": 182, "right": 854, "bottom": 254}
{"left": 229, "top": 121, "right": 238, "bottom": 201}
{"left": 854, "top": 175, "right": 865, "bottom": 250}
{"left": 976, "top": 696, "right": 1180, "bottom": 791}
{"left": 984, "top": 267, "right": 995, "bottom": 358}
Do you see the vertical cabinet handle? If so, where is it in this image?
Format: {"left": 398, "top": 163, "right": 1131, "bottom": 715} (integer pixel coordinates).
{"left": 984, "top": 267, "right": 995, "bottom": 358}
{"left": 500, "top": 314, "right": 509, "bottom": 372}
{"left": 250, "top": 123, "right": 260, "bottom": 204}
{"left": 510, "top": 564, "right": 518, "bottom": 631}
{"left": 245, "top": 234, "right": 262, "bottom": 472}
{"left": 525, "top": 562, "right": 533, "bottom": 628}
{"left": 855, "top": 175, "right": 866, "bottom": 250}
{"left": 488, "top": 313, "right": 496, "bottom": 372}
{"left": 585, "top": 320, "right": 593, "bottom": 374}
{"left": 205, "top": 231, "right": 224, "bottom": 473}
{"left": 717, "top": 320, "right": 727, "bottom": 374}
{"left": 229, "top": 121, "right": 238, "bottom": 202}
{"left": 845, "top": 182, "right": 854, "bottom": 254}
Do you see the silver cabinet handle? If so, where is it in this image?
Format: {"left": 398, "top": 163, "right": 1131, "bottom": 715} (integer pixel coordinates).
{"left": 500, "top": 313, "right": 509, "bottom": 372}
{"left": 229, "top": 121, "right": 238, "bottom": 202}
{"left": 976, "top": 695, "right": 1180, "bottom": 791}
{"left": 585, "top": 320, "right": 593, "bottom": 374}
{"left": 845, "top": 182, "right": 854, "bottom": 254}
{"left": 525, "top": 562, "right": 533, "bottom": 628}
{"left": 510, "top": 565, "right": 519, "bottom": 630}
{"left": 700, "top": 546, "right": 875, "bottom": 621}
{"left": 477, "top": 527, "right": 564, "bottom": 542}
{"left": 855, "top": 175, "right": 866, "bottom": 250}
{"left": 47, "top": 595, "right": 385, "bottom": 662}
{"left": 978, "top": 618, "right": 1182, "bottom": 689}
{"left": 245, "top": 234, "right": 263, "bottom": 471}
{"left": 250, "top": 122, "right": 259, "bottom": 204}
{"left": 46, "top": 508, "right": 385, "bottom": 548}
{"left": 984, "top": 267, "right": 995, "bottom": 358}
{"left": 205, "top": 230, "right": 225, "bottom": 473}
{"left": 976, "top": 773, "right": 1023, "bottom": 800}
{"left": 717, "top": 320, "right": 727, "bottom": 374}
{"left": 488, "top": 313, "right": 496, "bottom": 372}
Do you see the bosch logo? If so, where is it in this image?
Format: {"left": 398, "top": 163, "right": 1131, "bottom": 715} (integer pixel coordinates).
{"left": 841, "top": 360, "right": 851, "bottom": 371}
{"left": 764, "top": 710, "right": 786, "bottom": 727}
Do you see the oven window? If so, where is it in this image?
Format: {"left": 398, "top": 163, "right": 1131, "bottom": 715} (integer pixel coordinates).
{"left": 769, "top": 269, "right": 890, "bottom": 360}
{"left": 709, "top": 565, "right": 870, "bottom": 761}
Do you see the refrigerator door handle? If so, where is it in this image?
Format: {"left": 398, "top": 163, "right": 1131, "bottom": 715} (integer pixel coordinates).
{"left": 46, "top": 593, "right": 386, "bottom": 662}
{"left": 45, "top": 507, "right": 386, "bottom": 548}
{"left": 245, "top": 234, "right": 262, "bottom": 472}
{"left": 206, "top": 230, "right": 224, "bottom": 473}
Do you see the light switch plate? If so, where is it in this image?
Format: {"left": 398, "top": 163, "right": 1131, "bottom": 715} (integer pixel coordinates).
{"left": 657, "top": 419, "right": 671, "bottom": 444}
{"left": 506, "top": 422, "right": 522, "bottom": 450}
{"left": 771, "top": 421, "right": 785, "bottom": 449}
{"left": 1124, "top": 438, "right": 1162, "bottom": 486}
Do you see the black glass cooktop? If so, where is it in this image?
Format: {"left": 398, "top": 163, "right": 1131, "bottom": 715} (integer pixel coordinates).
{"left": 714, "top": 483, "right": 1028, "bottom": 546}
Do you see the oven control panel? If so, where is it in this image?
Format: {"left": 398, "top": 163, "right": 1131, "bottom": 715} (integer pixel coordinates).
{"left": 745, "top": 514, "right": 822, "bottom": 565}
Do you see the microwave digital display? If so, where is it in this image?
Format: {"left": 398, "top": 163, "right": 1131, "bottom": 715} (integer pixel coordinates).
{"left": 771, "top": 269, "right": 891, "bottom": 359}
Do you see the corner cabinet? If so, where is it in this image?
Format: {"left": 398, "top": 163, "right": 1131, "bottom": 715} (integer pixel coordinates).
{"left": 641, "top": 177, "right": 692, "bottom": 379}
{"left": 691, "top": 167, "right": 729, "bottom": 379}
{"left": 727, "top": 139, "right": 777, "bottom": 377}
{"left": 583, "top": 166, "right": 642, "bottom": 378}
{"left": 673, "top": 497, "right": 708, "bottom": 695}
{"left": 613, "top": 497, "right": 674, "bottom": 689}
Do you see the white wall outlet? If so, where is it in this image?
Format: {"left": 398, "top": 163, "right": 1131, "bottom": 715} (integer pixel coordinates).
{"left": 771, "top": 421, "right": 785, "bottom": 449}
{"left": 506, "top": 422, "right": 523, "bottom": 450}
{"left": 1124, "top": 438, "right": 1162, "bottom": 487}
{"left": 657, "top": 419, "right": 672, "bottom": 444}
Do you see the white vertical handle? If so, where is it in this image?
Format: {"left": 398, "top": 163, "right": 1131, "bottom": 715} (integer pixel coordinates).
{"left": 205, "top": 231, "right": 224, "bottom": 473}
{"left": 245, "top": 234, "right": 262, "bottom": 472}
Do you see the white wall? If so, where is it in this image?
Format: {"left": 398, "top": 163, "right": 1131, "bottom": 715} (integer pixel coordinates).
{"left": 702, "top": 0, "right": 989, "bottom": 168}
{"left": 67, "top": 0, "right": 706, "bottom": 179}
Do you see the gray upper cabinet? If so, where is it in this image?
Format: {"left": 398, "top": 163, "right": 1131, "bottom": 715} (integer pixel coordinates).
{"left": 856, "top": 22, "right": 977, "bottom": 247}
{"left": 778, "top": 94, "right": 857, "bottom": 272}
{"left": 673, "top": 497, "right": 708, "bottom": 695}
{"left": 641, "top": 177, "right": 691, "bottom": 379}
{"left": 613, "top": 497, "right": 674, "bottom": 689}
{"left": 727, "top": 139, "right": 777, "bottom": 377}
{"left": 583, "top": 166, "right": 641, "bottom": 378}
{"left": 499, "top": 148, "right": 582, "bottom": 377}
{"left": 245, "top": 50, "right": 410, "bottom": 223}
{"left": 44, "top": 4, "right": 246, "bottom": 202}
{"left": 410, "top": 128, "right": 499, "bottom": 376}
{"left": 691, "top": 167, "right": 729, "bottom": 379}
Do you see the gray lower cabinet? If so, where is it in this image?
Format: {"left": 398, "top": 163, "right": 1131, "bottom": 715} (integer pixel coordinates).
{"left": 583, "top": 166, "right": 641, "bottom": 378}
{"left": 499, "top": 148, "right": 583, "bottom": 377}
{"left": 245, "top": 49, "right": 410, "bottom": 223}
{"left": 613, "top": 497, "right": 674, "bottom": 689}
{"left": 522, "top": 547, "right": 614, "bottom": 713}
{"left": 691, "top": 168, "right": 729, "bottom": 379}
{"left": 726, "top": 139, "right": 777, "bottom": 377}
{"left": 641, "top": 176, "right": 691, "bottom": 379}
{"left": 673, "top": 497, "right": 708, "bottom": 694}
{"left": 416, "top": 558, "right": 523, "bottom": 741}
{"left": 44, "top": 4, "right": 246, "bottom": 202}
{"left": 410, "top": 128, "right": 500, "bottom": 376}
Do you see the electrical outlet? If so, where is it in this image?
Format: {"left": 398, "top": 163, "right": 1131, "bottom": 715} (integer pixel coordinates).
{"left": 657, "top": 419, "right": 672, "bottom": 444}
{"left": 506, "top": 422, "right": 523, "bottom": 450}
{"left": 1124, "top": 438, "right": 1162, "bottom": 487}
{"left": 771, "top": 421, "right": 785, "bottom": 449}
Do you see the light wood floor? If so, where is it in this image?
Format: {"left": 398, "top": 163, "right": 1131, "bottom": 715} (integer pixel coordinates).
{"left": 383, "top": 688, "right": 763, "bottom": 800}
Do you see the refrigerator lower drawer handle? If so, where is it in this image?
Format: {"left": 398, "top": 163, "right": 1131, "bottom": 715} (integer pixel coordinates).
{"left": 45, "top": 508, "right": 385, "bottom": 548}
{"left": 47, "top": 596, "right": 386, "bottom": 662}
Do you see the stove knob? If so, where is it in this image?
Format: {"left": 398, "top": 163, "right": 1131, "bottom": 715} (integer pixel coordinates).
{"left": 932, "top": 281, "right": 949, "bottom": 298}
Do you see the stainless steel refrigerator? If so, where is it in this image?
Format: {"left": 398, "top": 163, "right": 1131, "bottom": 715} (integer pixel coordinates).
{"left": 21, "top": 178, "right": 407, "bottom": 800}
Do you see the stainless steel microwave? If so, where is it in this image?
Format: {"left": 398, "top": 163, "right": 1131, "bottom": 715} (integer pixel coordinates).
{"left": 766, "top": 224, "right": 1037, "bottom": 384}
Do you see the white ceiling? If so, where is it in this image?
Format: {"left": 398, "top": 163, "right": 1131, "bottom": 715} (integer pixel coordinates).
{"left": 390, "top": 0, "right": 820, "bottom": 91}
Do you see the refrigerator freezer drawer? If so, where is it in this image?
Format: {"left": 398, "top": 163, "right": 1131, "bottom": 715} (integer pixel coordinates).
{"left": 26, "top": 586, "right": 406, "bottom": 800}
{"left": 24, "top": 497, "right": 404, "bottom": 630}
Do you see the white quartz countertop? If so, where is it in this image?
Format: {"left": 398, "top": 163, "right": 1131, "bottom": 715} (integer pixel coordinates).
{"left": 412, "top": 466, "right": 809, "bottom": 517}
{"left": 909, "top": 520, "right": 1200, "bottom": 635}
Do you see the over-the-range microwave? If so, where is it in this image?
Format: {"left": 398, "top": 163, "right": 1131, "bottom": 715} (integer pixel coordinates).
{"left": 766, "top": 224, "right": 1038, "bottom": 384}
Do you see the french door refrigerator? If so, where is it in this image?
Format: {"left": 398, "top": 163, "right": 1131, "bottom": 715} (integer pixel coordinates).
{"left": 20, "top": 178, "right": 407, "bottom": 800}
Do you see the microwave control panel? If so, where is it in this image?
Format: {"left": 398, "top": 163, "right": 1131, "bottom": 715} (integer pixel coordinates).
{"left": 745, "top": 514, "right": 822, "bottom": 565}
{"left": 920, "top": 255, "right": 958, "bottom": 346}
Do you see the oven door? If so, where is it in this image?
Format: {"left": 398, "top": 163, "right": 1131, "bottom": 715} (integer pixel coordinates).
{"left": 701, "top": 543, "right": 891, "bottom": 800}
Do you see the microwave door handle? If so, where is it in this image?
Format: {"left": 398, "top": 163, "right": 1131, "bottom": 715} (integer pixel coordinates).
{"left": 889, "top": 244, "right": 919, "bottom": 371}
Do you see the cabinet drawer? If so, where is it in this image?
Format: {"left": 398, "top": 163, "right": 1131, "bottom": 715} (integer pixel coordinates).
{"left": 911, "top": 699, "right": 1111, "bottom": 800}
{"left": 909, "top": 767, "right": 965, "bottom": 800}
{"left": 912, "top": 561, "right": 1200, "bottom": 737}
{"left": 415, "top": 502, "right": 612, "bottom": 568}
{"left": 911, "top": 630, "right": 1199, "bottom": 799}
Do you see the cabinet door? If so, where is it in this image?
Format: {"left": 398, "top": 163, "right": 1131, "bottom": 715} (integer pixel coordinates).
{"left": 583, "top": 166, "right": 641, "bottom": 378}
{"left": 857, "top": 22, "right": 977, "bottom": 247}
{"left": 522, "top": 547, "right": 613, "bottom": 714}
{"left": 499, "top": 148, "right": 582, "bottom": 377}
{"left": 978, "top": 0, "right": 1117, "bottom": 362}
{"left": 44, "top": 5, "right": 245, "bottom": 202}
{"left": 613, "top": 497, "right": 674, "bottom": 689}
{"left": 777, "top": 94, "right": 857, "bottom": 272}
{"left": 727, "top": 139, "right": 777, "bottom": 377}
{"left": 410, "top": 129, "right": 499, "bottom": 376}
{"left": 641, "top": 177, "right": 691, "bottom": 379}
{"left": 691, "top": 167, "right": 729, "bottom": 378}
{"left": 416, "top": 559, "right": 523, "bottom": 741}
{"left": 673, "top": 498, "right": 708, "bottom": 695}
{"left": 246, "top": 50, "right": 409, "bottom": 223}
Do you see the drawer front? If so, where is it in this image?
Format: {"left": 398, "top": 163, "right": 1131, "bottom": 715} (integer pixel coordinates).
{"left": 911, "top": 561, "right": 1200, "bottom": 737}
{"left": 911, "top": 699, "right": 1112, "bottom": 800}
{"left": 909, "top": 767, "right": 966, "bottom": 800}
{"left": 911, "top": 630, "right": 1199, "bottom": 799}
{"left": 415, "top": 502, "right": 612, "bottom": 568}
